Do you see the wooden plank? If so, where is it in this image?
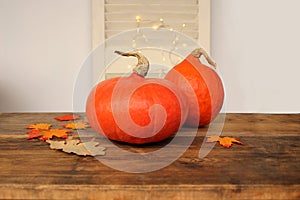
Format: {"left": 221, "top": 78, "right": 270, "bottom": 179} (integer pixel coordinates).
{"left": 0, "top": 184, "right": 299, "bottom": 200}
{"left": 0, "top": 113, "right": 299, "bottom": 199}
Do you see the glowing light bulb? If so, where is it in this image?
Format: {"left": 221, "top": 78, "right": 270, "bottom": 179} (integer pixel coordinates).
{"left": 135, "top": 16, "right": 141, "bottom": 23}
{"left": 152, "top": 25, "right": 158, "bottom": 30}
{"left": 182, "top": 23, "right": 186, "bottom": 28}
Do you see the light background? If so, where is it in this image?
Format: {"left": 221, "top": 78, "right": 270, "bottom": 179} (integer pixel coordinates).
{"left": 1, "top": 0, "right": 299, "bottom": 113}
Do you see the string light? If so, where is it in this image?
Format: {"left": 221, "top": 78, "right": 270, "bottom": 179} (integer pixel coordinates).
{"left": 152, "top": 17, "right": 171, "bottom": 30}
{"left": 131, "top": 16, "right": 187, "bottom": 65}
{"left": 132, "top": 15, "right": 148, "bottom": 49}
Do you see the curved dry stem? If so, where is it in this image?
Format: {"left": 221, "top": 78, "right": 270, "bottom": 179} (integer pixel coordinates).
{"left": 115, "top": 50, "right": 149, "bottom": 77}
{"left": 191, "top": 48, "right": 217, "bottom": 69}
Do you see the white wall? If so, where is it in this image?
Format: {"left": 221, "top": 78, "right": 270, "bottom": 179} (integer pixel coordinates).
{"left": 212, "top": 0, "right": 300, "bottom": 113}
{"left": 1, "top": 0, "right": 300, "bottom": 113}
{"left": 0, "top": 0, "right": 91, "bottom": 112}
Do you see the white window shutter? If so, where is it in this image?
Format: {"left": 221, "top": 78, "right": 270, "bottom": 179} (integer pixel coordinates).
{"left": 91, "top": 0, "right": 211, "bottom": 81}
{"left": 104, "top": 0, "right": 199, "bottom": 40}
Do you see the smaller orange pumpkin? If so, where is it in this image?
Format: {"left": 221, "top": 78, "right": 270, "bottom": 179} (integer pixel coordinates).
{"left": 165, "top": 48, "right": 225, "bottom": 127}
{"left": 86, "top": 51, "right": 189, "bottom": 144}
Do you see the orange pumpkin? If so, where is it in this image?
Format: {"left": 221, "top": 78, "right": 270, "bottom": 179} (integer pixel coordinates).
{"left": 165, "top": 48, "right": 224, "bottom": 127}
{"left": 86, "top": 51, "right": 188, "bottom": 144}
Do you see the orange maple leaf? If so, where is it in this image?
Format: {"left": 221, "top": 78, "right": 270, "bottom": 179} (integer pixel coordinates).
{"left": 39, "top": 129, "right": 71, "bottom": 141}
{"left": 206, "top": 136, "right": 243, "bottom": 148}
{"left": 55, "top": 115, "right": 80, "bottom": 121}
{"left": 26, "top": 123, "right": 52, "bottom": 130}
{"left": 27, "top": 129, "right": 71, "bottom": 141}
{"left": 63, "top": 122, "right": 89, "bottom": 130}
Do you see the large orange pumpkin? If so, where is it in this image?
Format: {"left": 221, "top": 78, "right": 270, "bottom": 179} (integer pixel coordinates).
{"left": 165, "top": 48, "right": 224, "bottom": 127}
{"left": 86, "top": 51, "right": 189, "bottom": 144}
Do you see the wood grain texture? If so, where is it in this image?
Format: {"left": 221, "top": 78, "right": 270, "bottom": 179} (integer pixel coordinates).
{"left": 0, "top": 113, "right": 299, "bottom": 199}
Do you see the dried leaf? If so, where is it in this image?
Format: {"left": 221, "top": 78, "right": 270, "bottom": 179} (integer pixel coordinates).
{"left": 26, "top": 123, "right": 51, "bottom": 130}
{"left": 63, "top": 121, "right": 89, "bottom": 130}
{"left": 55, "top": 115, "right": 80, "bottom": 121}
{"left": 206, "top": 136, "right": 243, "bottom": 148}
{"left": 39, "top": 129, "right": 71, "bottom": 141}
{"left": 46, "top": 140, "right": 65, "bottom": 149}
{"left": 46, "top": 138, "right": 106, "bottom": 156}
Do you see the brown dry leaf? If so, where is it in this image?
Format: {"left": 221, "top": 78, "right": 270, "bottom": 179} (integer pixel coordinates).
{"left": 63, "top": 122, "right": 89, "bottom": 130}
{"left": 26, "top": 123, "right": 52, "bottom": 130}
{"left": 39, "top": 129, "right": 71, "bottom": 141}
{"left": 206, "top": 136, "right": 243, "bottom": 148}
{"left": 46, "top": 138, "right": 106, "bottom": 156}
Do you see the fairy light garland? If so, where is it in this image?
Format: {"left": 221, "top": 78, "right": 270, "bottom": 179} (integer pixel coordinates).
{"left": 131, "top": 16, "right": 186, "bottom": 66}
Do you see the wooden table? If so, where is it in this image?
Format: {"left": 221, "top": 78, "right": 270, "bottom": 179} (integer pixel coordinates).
{"left": 0, "top": 113, "right": 299, "bottom": 199}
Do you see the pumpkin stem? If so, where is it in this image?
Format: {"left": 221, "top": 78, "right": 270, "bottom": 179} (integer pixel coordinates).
{"left": 191, "top": 48, "right": 217, "bottom": 69}
{"left": 115, "top": 50, "right": 149, "bottom": 77}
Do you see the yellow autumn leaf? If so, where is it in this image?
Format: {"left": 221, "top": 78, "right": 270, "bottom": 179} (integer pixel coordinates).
{"left": 26, "top": 123, "right": 52, "bottom": 130}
